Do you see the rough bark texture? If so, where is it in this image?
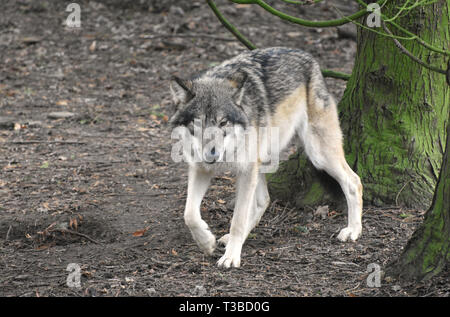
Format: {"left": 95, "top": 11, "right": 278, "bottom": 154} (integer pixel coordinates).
{"left": 268, "top": 0, "right": 449, "bottom": 209}
{"left": 388, "top": 120, "right": 449, "bottom": 281}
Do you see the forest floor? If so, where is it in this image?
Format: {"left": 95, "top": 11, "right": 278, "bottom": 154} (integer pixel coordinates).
{"left": 0, "top": 0, "right": 448, "bottom": 297}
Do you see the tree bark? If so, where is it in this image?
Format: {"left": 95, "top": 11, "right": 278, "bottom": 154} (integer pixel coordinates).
{"left": 268, "top": 0, "right": 449, "bottom": 209}
{"left": 388, "top": 119, "right": 449, "bottom": 280}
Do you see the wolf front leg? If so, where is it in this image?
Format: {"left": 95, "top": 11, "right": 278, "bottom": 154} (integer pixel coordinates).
{"left": 217, "top": 164, "right": 259, "bottom": 268}
{"left": 218, "top": 173, "right": 270, "bottom": 247}
{"left": 184, "top": 165, "right": 216, "bottom": 255}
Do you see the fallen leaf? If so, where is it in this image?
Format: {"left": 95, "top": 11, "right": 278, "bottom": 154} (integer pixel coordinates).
{"left": 328, "top": 210, "right": 340, "bottom": 218}
{"left": 89, "top": 41, "right": 96, "bottom": 52}
{"left": 235, "top": 4, "right": 250, "bottom": 8}
{"left": 217, "top": 199, "right": 226, "bottom": 204}
{"left": 35, "top": 244, "right": 51, "bottom": 251}
{"left": 6, "top": 90, "right": 18, "bottom": 97}
{"left": 132, "top": 226, "right": 150, "bottom": 237}
{"left": 69, "top": 217, "right": 78, "bottom": 230}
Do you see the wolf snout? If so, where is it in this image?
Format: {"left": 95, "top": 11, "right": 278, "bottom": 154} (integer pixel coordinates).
{"left": 204, "top": 146, "right": 220, "bottom": 164}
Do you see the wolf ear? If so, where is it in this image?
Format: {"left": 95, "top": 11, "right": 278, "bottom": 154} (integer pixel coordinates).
{"left": 170, "top": 76, "right": 194, "bottom": 107}
{"left": 228, "top": 71, "right": 247, "bottom": 105}
{"left": 228, "top": 71, "right": 247, "bottom": 91}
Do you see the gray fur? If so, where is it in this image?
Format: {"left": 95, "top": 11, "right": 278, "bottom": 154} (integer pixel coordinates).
{"left": 170, "top": 47, "right": 328, "bottom": 129}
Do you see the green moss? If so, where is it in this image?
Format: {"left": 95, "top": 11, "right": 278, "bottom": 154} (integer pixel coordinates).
{"left": 300, "top": 181, "right": 326, "bottom": 206}
{"left": 269, "top": 0, "right": 449, "bottom": 211}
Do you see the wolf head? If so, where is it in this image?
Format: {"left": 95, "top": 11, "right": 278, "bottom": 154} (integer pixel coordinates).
{"left": 169, "top": 72, "right": 249, "bottom": 165}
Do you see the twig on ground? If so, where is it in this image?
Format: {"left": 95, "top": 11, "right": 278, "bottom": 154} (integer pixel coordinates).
{"left": 5, "top": 225, "right": 12, "bottom": 240}
{"left": 395, "top": 179, "right": 414, "bottom": 206}
{"left": 49, "top": 228, "right": 101, "bottom": 244}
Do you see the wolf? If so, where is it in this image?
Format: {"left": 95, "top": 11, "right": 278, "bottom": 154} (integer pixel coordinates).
{"left": 169, "top": 47, "right": 363, "bottom": 268}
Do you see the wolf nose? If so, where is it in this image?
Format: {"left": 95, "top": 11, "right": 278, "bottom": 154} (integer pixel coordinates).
{"left": 204, "top": 147, "right": 220, "bottom": 163}
{"left": 211, "top": 147, "right": 220, "bottom": 159}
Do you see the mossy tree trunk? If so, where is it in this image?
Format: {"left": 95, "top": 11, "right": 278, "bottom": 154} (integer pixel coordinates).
{"left": 268, "top": 0, "right": 449, "bottom": 209}
{"left": 388, "top": 119, "right": 449, "bottom": 280}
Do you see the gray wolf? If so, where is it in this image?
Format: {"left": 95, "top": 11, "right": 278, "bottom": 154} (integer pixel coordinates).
{"left": 169, "top": 47, "right": 363, "bottom": 268}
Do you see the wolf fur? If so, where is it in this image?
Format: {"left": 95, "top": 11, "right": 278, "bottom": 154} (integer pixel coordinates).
{"left": 169, "top": 47, "right": 363, "bottom": 268}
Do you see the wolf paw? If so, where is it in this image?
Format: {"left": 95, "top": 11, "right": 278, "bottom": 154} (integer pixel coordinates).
{"left": 218, "top": 234, "right": 230, "bottom": 247}
{"left": 217, "top": 237, "right": 243, "bottom": 268}
{"left": 191, "top": 227, "right": 216, "bottom": 255}
{"left": 217, "top": 253, "right": 241, "bottom": 269}
{"left": 337, "top": 226, "right": 362, "bottom": 242}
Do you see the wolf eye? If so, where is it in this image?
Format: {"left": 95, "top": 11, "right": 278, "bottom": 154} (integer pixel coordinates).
{"left": 186, "top": 121, "right": 195, "bottom": 134}
{"left": 219, "top": 120, "right": 228, "bottom": 127}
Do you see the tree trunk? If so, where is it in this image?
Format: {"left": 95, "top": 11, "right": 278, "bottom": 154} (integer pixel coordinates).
{"left": 388, "top": 119, "right": 449, "bottom": 280}
{"left": 268, "top": 0, "right": 449, "bottom": 209}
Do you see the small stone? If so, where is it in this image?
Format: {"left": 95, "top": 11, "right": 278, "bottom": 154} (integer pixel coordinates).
{"left": 0, "top": 117, "right": 15, "bottom": 130}
{"left": 21, "top": 36, "right": 41, "bottom": 45}
{"left": 48, "top": 111, "right": 75, "bottom": 119}
{"left": 286, "top": 32, "right": 303, "bottom": 38}
{"left": 384, "top": 276, "right": 393, "bottom": 283}
{"left": 192, "top": 285, "right": 207, "bottom": 296}
{"left": 169, "top": 6, "right": 185, "bottom": 16}
{"left": 15, "top": 274, "right": 30, "bottom": 280}
{"left": 27, "top": 120, "right": 43, "bottom": 128}
{"left": 392, "top": 285, "right": 401, "bottom": 291}
{"left": 146, "top": 288, "right": 157, "bottom": 296}
{"left": 226, "top": 198, "right": 236, "bottom": 211}
{"left": 314, "top": 205, "right": 329, "bottom": 220}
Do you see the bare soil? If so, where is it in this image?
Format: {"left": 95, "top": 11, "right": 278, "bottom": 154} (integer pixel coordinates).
{"left": 0, "top": 0, "right": 448, "bottom": 297}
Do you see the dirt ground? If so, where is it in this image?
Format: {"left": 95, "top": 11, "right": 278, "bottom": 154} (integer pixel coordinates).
{"left": 0, "top": 0, "right": 448, "bottom": 297}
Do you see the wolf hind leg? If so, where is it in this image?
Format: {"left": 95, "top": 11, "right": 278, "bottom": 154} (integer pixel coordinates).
{"left": 299, "top": 109, "right": 363, "bottom": 241}
{"left": 247, "top": 173, "right": 270, "bottom": 234}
